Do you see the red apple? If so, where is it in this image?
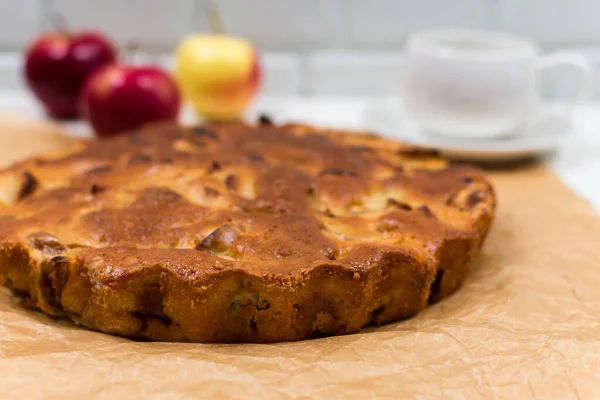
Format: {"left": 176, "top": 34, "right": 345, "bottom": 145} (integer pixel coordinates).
{"left": 24, "top": 31, "right": 117, "bottom": 119}
{"left": 81, "top": 64, "right": 181, "bottom": 136}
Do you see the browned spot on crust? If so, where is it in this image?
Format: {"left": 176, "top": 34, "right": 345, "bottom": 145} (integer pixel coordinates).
{"left": 196, "top": 224, "right": 239, "bottom": 253}
{"left": 208, "top": 160, "right": 221, "bottom": 173}
{"left": 321, "top": 209, "right": 336, "bottom": 218}
{"left": 445, "top": 192, "right": 458, "bottom": 206}
{"left": 398, "top": 146, "right": 441, "bottom": 157}
{"left": 248, "top": 153, "right": 264, "bottom": 161}
{"left": 467, "top": 190, "right": 487, "bottom": 207}
{"left": 28, "top": 232, "right": 66, "bottom": 253}
{"left": 318, "top": 169, "right": 358, "bottom": 178}
{"left": 428, "top": 269, "right": 444, "bottom": 303}
{"left": 225, "top": 175, "right": 239, "bottom": 191}
{"left": 417, "top": 205, "right": 436, "bottom": 219}
{"left": 18, "top": 171, "right": 38, "bottom": 200}
{"left": 83, "top": 165, "right": 112, "bottom": 176}
{"left": 258, "top": 114, "right": 273, "bottom": 125}
{"left": 191, "top": 126, "right": 219, "bottom": 141}
{"left": 204, "top": 186, "right": 220, "bottom": 197}
{"left": 387, "top": 198, "right": 412, "bottom": 211}
{"left": 90, "top": 184, "right": 107, "bottom": 195}
{"left": 128, "top": 153, "right": 152, "bottom": 165}
{"left": 39, "top": 255, "right": 70, "bottom": 313}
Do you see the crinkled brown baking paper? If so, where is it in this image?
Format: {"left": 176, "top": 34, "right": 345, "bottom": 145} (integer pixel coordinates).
{"left": 1, "top": 115, "right": 600, "bottom": 399}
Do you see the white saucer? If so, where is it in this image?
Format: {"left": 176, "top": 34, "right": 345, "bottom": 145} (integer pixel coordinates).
{"left": 365, "top": 106, "right": 571, "bottom": 162}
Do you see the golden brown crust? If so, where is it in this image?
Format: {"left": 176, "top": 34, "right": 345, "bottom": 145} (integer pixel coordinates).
{"left": 0, "top": 120, "right": 495, "bottom": 343}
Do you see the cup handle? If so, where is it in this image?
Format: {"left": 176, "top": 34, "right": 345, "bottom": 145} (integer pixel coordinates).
{"left": 535, "top": 51, "right": 595, "bottom": 113}
{"left": 524, "top": 52, "right": 595, "bottom": 133}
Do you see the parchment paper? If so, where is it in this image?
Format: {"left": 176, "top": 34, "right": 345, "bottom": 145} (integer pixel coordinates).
{"left": 1, "top": 115, "right": 600, "bottom": 399}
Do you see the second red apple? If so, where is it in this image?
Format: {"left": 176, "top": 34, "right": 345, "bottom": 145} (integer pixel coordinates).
{"left": 24, "top": 31, "right": 117, "bottom": 119}
{"left": 81, "top": 65, "right": 181, "bottom": 136}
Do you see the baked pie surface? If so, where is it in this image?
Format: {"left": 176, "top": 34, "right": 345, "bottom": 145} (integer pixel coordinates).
{"left": 0, "top": 120, "right": 495, "bottom": 343}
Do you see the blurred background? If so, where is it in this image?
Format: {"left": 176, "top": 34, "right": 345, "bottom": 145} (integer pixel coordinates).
{"left": 1, "top": 0, "right": 599, "bottom": 99}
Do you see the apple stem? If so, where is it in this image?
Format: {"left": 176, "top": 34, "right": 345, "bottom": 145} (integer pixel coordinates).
{"left": 206, "top": 3, "right": 225, "bottom": 34}
{"left": 51, "top": 12, "right": 69, "bottom": 35}
{"left": 125, "top": 40, "right": 141, "bottom": 65}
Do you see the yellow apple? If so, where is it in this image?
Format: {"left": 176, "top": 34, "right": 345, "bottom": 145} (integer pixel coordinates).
{"left": 175, "top": 34, "right": 261, "bottom": 120}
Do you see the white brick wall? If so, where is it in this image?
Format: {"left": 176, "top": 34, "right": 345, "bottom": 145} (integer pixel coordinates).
{"left": 0, "top": 0, "right": 43, "bottom": 49}
{"left": 347, "top": 0, "right": 498, "bottom": 48}
{"left": 501, "top": 0, "right": 600, "bottom": 46}
{"left": 2, "top": 0, "right": 600, "bottom": 96}
{"left": 307, "top": 51, "right": 404, "bottom": 95}
{"left": 52, "top": 0, "right": 194, "bottom": 50}
{"left": 197, "top": 0, "right": 345, "bottom": 50}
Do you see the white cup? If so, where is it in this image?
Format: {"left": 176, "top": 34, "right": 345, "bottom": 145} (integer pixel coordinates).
{"left": 402, "top": 28, "right": 595, "bottom": 139}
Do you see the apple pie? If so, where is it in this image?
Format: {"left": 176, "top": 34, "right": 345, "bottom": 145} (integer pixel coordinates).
{"left": 0, "top": 118, "right": 495, "bottom": 343}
